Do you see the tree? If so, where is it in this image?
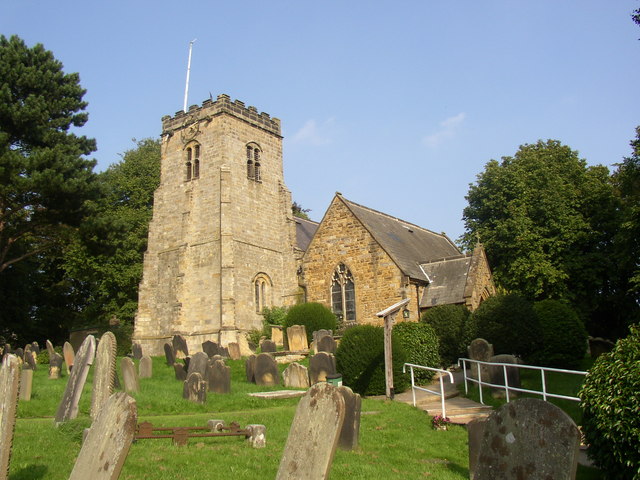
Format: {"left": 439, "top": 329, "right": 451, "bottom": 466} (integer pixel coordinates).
{"left": 292, "top": 201, "right": 311, "bottom": 220}
{"left": 0, "top": 35, "right": 97, "bottom": 273}
{"left": 462, "top": 140, "right": 626, "bottom": 336}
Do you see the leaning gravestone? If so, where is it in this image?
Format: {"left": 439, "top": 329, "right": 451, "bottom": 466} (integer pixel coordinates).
{"left": 245, "top": 355, "right": 257, "bottom": 383}
{"left": 260, "top": 339, "right": 277, "bottom": 353}
{"left": 91, "top": 332, "right": 117, "bottom": 422}
{"left": 163, "top": 343, "right": 175, "bottom": 366}
{"left": 187, "top": 351, "right": 209, "bottom": 378}
{"left": 467, "top": 338, "right": 494, "bottom": 381}
{"left": 132, "top": 343, "right": 143, "bottom": 360}
{"left": 207, "top": 360, "right": 231, "bottom": 394}
{"left": 46, "top": 339, "right": 55, "bottom": 357}
{"left": 489, "top": 354, "right": 521, "bottom": 399}
{"left": 227, "top": 342, "right": 241, "bottom": 360}
{"left": 173, "top": 363, "right": 187, "bottom": 381}
{"left": 202, "top": 340, "right": 220, "bottom": 358}
{"left": 283, "top": 362, "right": 310, "bottom": 389}
{"left": 309, "top": 352, "right": 337, "bottom": 385}
{"left": 1, "top": 355, "right": 20, "bottom": 480}
{"left": 68, "top": 392, "right": 137, "bottom": 480}
{"left": 120, "top": 358, "right": 139, "bottom": 393}
{"left": 287, "top": 325, "right": 308, "bottom": 352}
{"left": 337, "top": 386, "right": 361, "bottom": 451}
{"left": 276, "top": 382, "right": 345, "bottom": 480}
{"left": 254, "top": 353, "right": 280, "bottom": 386}
{"left": 63, "top": 341, "right": 75, "bottom": 374}
{"left": 54, "top": 335, "right": 96, "bottom": 425}
{"left": 172, "top": 335, "right": 189, "bottom": 359}
{"left": 139, "top": 355, "right": 153, "bottom": 379}
{"left": 183, "top": 372, "right": 207, "bottom": 404}
{"left": 317, "top": 336, "right": 337, "bottom": 354}
{"left": 474, "top": 398, "right": 581, "bottom": 480}
{"left": 49, "top": 352, "right": 63, "bottom": 380}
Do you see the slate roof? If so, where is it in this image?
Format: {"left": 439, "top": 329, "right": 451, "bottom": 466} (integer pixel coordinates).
{"left": 295, "top": 217, "right": 319, "bottom": 252}
{"left": 419, "top": 255, "right": 472, "bottom": 307}
{"left": 339, "top": 195, "right": 461, "bottom": 283}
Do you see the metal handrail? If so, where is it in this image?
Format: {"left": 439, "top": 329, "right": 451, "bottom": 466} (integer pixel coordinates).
{"left": 403, "top": 363, "right": 454, "bottom": 418}
{"left": 457, "top": 358, "right": 587, "bottom": 405}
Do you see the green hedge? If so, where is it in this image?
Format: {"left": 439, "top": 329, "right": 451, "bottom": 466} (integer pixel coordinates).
{"left": 421, "top": 304, "right": 473, "bottom": 366}
{"left": 393, "top": 321, "right": 440, "bottom": 383}
{"left": 283, "top": 302, "right": 337, "bottom": 344}
{"left": 533, "top": 299, "right": 587, "bottom": 368}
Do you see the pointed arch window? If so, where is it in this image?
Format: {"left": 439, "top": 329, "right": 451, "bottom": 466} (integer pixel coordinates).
{"left": 331, "top": 264, "right": 355, "bottom": 322}
{"left": 185, "top": 143, "right": 201, "bottom": 182}
{"left": 246, "top": 144, "right": 262, "bottom": 182}
{"left": 254, "top": 273, "right": 272, "bottom": 313}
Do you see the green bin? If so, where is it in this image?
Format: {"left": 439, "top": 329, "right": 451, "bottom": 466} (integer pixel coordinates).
{"left": 326, "top": 373, "right": 342, "bottom": 387}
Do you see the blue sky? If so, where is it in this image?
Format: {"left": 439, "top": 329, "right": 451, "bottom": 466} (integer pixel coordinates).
{"left": 2, "top": 1, "right": 639, "bottom": 243}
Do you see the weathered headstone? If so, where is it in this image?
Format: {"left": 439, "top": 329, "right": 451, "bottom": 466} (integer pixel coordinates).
{"left": 287, "top": 325, "right": 308, "bottom": 352}
{"left": 227, "top": 342, "right": 241, "bottom": 360}
{"left": 245, "top": 424, "right": 267, "bottom": 448}
{"left": 132, "top": 343, "right": 143, "bottom": 360}
{"left": 187, "top": 351, "right": 209, "bottom": 378}
{"left": 23, "top": 347, "right": 37, "bottom": 371}
{"left": 173, "top": 363, "right": 187, "bottom": 381}
{"left": 138, "top": 355, "right": 152, "bottom": 379}
{"left": 254, "top": 353, "right": 280, "bottom": 386}
{"left": 474, "top": 398, "right": 581, "bottom": 480}
{"left": 467, "top": 338, "right": 494, "bottom": 381}
{"left": 271, "top": 326, "right": 284, "bottom": 347}
{"left": 45, "top": 339, "right": 55, "bottom": 357}
{"left": 30, "top": 342, "right": 40, "bottom": 355}
{"left": 237, "top": 334, "right": 254, "bottom": 357}
{"left": 63, "top": 341, "right": 75, "bottom": 374}
{"left": 207, "top": 360, "right": 231, "bottom": 394}
{"left": 317, "top": 336, "right": 337, "bottom": 354}
{"left": 245, "top": 355, "right": 257, "bottom": 383}
{"left": 309, "top": 352, "right": 337, "bottom": 385}
{"left": 163, "top": 342, "right": 175, "bottom": 366}
{"left": 49, "top": 352, "right": 63, "bottom": 379}
{"left": 68, "top": 392, "right": 137, "bottom": 480}
{"left": 13, "top": 348, "right": 23, "bottom": 362}
{"left": 276, "top": 382, "right": 346, "bottom": 480}
{"left": 183, "top": 372, "right": 207, "bottom": 404}
{"left": 183, "top": 356, "right": 190, "bottom": 372}
{"left": 54, "top": 335, "right": 96, "bottom": 425}
{"left": 91, "top": 332, "right": 117, "bottom": 422}
{"left": 489, "top": 354, "right": 521, "bottom": 399}
{"left": 202, "top": 340, "right": 220, "bottom": 358}
{"left": 337, "top": 385, "right": 361, "bottom": 450}
{"left": 260, "top": 339, "right": 277, "bottom": 353}
{"left": 283, "top": 362, "right": 310, "bottom": 389}
{"left": 0, "top": 355, "right": 20, "bottom": 480}
{"left": 313, "top": 329, "right": 332, "bottom": 353}
{"left": 19, "top": 368, "right": 33, "bottom": 401}
{"left": 467, "top": 417, "right": 488, "bottom": 479}
{"left": 172, "top": 334, "right": 189, "bottom": 359}
{"left": 120, "top": 357, "right": 140, "bottom": 393}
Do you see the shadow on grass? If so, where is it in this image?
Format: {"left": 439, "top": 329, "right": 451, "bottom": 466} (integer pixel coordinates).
{"left": 10, "top": 464, "right": 48, "bottom": 480}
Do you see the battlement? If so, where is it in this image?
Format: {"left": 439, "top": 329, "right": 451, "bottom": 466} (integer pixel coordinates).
{"left": 161, "top": 94, "right": 281, "bottom": 136}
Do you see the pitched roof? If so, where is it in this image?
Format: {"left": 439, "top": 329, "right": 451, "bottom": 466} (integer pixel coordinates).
{"left": 339, "top": 195, "right": 461, "bottom": 282}
{"left": 295, "top": 217, "right": 319, "bottom": 251}
{"left": 419, "top": 255, "right": 472, "bottom": 307}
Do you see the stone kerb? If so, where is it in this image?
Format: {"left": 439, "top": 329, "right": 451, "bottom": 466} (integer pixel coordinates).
{"left": 91, "top": 332, "right": 117, "bottom": 421}
{"left": 1, "top": 354, "right": 20, "bottom": 480}
{"left": 54, "top": 335, "right": 96, "bottom": 425}
{"left": 69, "top": 392, "right": 137, "bottom": 480}
{"left": 276, "top": 382, "right": 346, "bottom": 480}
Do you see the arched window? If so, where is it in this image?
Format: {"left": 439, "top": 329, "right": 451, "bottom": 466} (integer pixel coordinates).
{"left": 185, "top": 143, "right": 201, "bottom": 182}
{"left": 331, "top": 264, "right": 355, "bottom": 322}
{"left": 247, "top": 146, "right": 254, "bottom": 179}
{"left": 254, "top": 273, "right": 272, "bottom": 313}
{"left": 193, "top": 144, "right": 200, "bottom": 179}
{"left": 246, "top": 143, "right": 262, "bottom": 182}
{"left": 185, "top": 147, "right": 192, "bottom": 181}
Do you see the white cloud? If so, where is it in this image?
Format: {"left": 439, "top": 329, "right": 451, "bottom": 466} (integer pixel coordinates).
{"left": 423, "top": 112, "right": 466, "bottom": 147}
{"left": 290, "top": 118, "right": 334, "bottom": 146}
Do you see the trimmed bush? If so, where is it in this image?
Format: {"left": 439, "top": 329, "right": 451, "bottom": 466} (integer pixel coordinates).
{"left": 393, "top": 321, "right": 440, "bottom": 383}
{"left": 471, "top": 293, "right": 542, "bottom": 360}
{"left": 579, "top": 324, "right": 640, "bottom": 478}
{"left": 283, "top": 302, "right": 337, "bottom": 344}
{"left": 421, "top": 304, "right": 473, "bottom": 366}
{"left": 533, "top": 299, "right": 587, "bottom": 368}
{"left": 261, "top": 306, "right": 289, "bottom": 338}
{"left": 335, "top": 324, "right": 408, "bottom": 396}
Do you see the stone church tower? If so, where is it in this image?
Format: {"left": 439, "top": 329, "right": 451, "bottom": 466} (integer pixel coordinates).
{"left": 133, "top": 95, "right": 300, "bottom": 355}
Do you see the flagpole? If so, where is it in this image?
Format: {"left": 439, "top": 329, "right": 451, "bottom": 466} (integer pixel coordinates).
{"left": 183, "top": 39, "right": 197, "bottom": 112}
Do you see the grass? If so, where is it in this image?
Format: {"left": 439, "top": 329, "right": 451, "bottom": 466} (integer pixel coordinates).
{"left": 9, "top": 355, "right": 601, "bottom": 479}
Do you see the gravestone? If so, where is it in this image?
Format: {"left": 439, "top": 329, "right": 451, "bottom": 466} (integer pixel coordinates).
{"left": 309, "top": 352, "right": 337, "bottom": 385}
{"left": 337, "top": 386, "right": 361, "bottom": 450}
{"left": 260, "top": 339, "right": 277, "bottom": 353}
{"left": 68, "top": 392, "right": 137, "bottom": 480}
{"left": 132, "top": 343, "right": 143, "bottom": 360}
{"left": 46, "top": 339, "right": 55, "bottom": 357}
{"left": 202, "top": 340, "right": 220, "bottom": 358}
{"left": 271, "top": 326, "right": 284, "bottom": 347}
{"left": 283, "top": 362, "right": 310, "bottom": 389}
{"left": 254, "top": 353, "right": 280, "bottom": 386}
{"left": 31, "top": 342, "right": 40, "bottom": 355}
{"left": 183, "top": 372, "right": 207, "bottom": 404}
{"left": 0, "top": 355, "right": 20, "bottom": 480}
{"left": 245, "top": 424, "right": 267, "bottom": 448}
{"left": 588, "top": 337, "right": 615, "bottom": 359}
{"left": 474, "top": 398, "right": 581, "bottom": 480}
{"left": 54, "top": 335, "right": 96, "bottom": 425}
{"left": 91, "top": 332, "right": 117, "bottom": 422}
{"left": 187, "top": 351, "right": 209, "bottom": 378}
{"left": 276, "top": 382, "right": 345, "bottom": 480}
{"left": 139, "top": 355, "right": 153, "bottom": 379}
{"left": 49, "top": 352, "right": 63, "bottom": 380}
{"left": 13, "top": 348, "right": 23, "bottom": 362}
{"left": 63, "top": 341, "right": 75, "bottom": 374}
{"left": 183, "top": 356, "right": 190, "bottom": 372}
{"left": 173, "top": 363, "right": 187, "bottom": 381}
{"left": 19, "top": 368, "right": 33, "bottom": 401}
{"left": 245, "top": 355, "right": 257, "bottom": 383}
{"left": 287, "top": 325, "right": 308, "bottom": 352}
{"left": 467, "top": 417, "right": 487, "bottom": 479}
{"left": 172, "top": 335, "right": 189, "bottom": 359}
{"left": 313, "top": 330, "right": 332, "bottom": 353}
{"left": 227, "top": 342, "right": 241, "bottom": 360}
{"left": 467, "top": 338, "right": 494, "bottom": 381}
{"left": 23, "top": 348, "right": 37, "bottom": 371}
{"left": 207, "top": 360, "right": 231, "bottom": 394}
{"left": 120, "top": 357, "right": 140, "bottom": 393}
{"left": 317, "top": 336, "right": 337, "bottom": 354}
{"left": 163, "top": 343, "right": 175, "bottom": 366}
{"left": 489, "top": 354, "right": 521, "bottom": 399}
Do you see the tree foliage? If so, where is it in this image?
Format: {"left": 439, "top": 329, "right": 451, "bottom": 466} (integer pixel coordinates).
{"left": 0, "top": 35, "right": 97, "bottom": 273}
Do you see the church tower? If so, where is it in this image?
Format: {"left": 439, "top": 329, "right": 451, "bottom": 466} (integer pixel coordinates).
{"left": 134, "top": 95, "right": 300, "bottom": 355}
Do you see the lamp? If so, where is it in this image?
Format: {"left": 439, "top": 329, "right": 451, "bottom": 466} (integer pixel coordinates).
{"left": 402, "top": 308, "right": 410, "bottom": 319}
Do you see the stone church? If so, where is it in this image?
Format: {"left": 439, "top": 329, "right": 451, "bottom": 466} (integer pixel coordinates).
{"left": 133, "top": 95, "right": 495, "bottom": 355}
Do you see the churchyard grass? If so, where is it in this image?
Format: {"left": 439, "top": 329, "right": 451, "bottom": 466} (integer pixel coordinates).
{"left": 10, "top": 356, "right": 601, "bottom": 479}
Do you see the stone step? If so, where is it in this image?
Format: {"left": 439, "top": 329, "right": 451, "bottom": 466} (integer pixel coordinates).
{"left": 425, "top": 404, "right": 493, "bottom": 417}
{"left": 447, "top": 412, "right": 491, "bottom": 425}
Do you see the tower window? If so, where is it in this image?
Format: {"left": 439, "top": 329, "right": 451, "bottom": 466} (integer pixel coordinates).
{"left": 246, "top": 144, "right": 262, "bottom": 182}
{"left": 185, "top": 144, "right": 201, "bottom": 182}
{"left": 331, "top": 263, "right": 355, "bottom": 322}
{"left": 254, "top": 273, "right": 272, "bottom": 313}
{"left": 185, "top": 147, "right": 192, "bottom": 181}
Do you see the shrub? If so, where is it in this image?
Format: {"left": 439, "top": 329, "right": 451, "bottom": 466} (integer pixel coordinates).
{"left": 393, "top": 321, "right": 440, "bottom": 383}
{"left": 260, "top": 306, "right": 289, "bottom": 339}
{"left": 471, "top": 293, "right": 542, "bottom": 361}
{"left": 533, "top": 299, "right": 587, "bottom": 368}
{"left": 579, "top": 324, "right": 640, "bottom": 478}
{"left": 36, "top": 345, "right": 63, "bottom": 364}
{"left": 421, "top": 304, "right": 473, "bottom": 366}
{"left": 283, "top": 302, "right": 336, "bottom": 344}
{"left": 336, "top": 324, "right": 408, "bottom": 396}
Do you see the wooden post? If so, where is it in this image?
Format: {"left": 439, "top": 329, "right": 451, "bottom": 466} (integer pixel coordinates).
{"left": 376, "top": 299, "right": 410, "bottom": 401}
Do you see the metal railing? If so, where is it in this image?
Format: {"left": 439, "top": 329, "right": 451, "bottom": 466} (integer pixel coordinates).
{"left": 457, "top": 358, "right": 587, "bottom": 405}
{"left": 403, "top": 363, "right": 454, "bottom": 418}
